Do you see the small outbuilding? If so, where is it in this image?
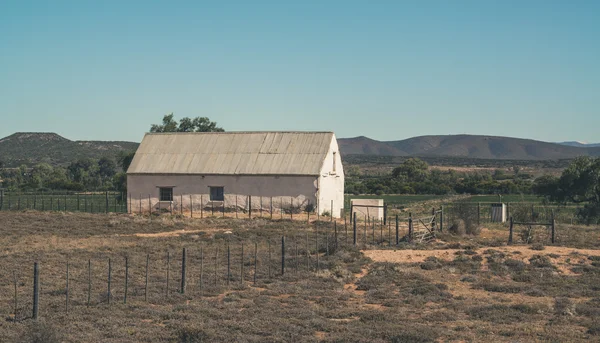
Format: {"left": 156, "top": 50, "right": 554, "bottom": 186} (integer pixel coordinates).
{"left": 126, "top": 131, "right": 344, "bottom": 217}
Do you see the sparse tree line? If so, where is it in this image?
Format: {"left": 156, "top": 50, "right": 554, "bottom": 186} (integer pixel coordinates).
{"left": 0, "top": 152, "right": 135, "bottom": 193}
{"left": 345, "top": 157, "right": 536, "bottom": 196}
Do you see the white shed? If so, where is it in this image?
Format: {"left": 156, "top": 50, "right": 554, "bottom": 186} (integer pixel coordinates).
{"left": 126, "top": 131, "right": 344, "bottom": 217}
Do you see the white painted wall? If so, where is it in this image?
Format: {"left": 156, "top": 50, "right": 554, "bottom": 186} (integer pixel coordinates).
{"left": 126, "top": 174, "right": 318, "bottom": 214}
{"left": 350, "top": 199, "right": 384, "bottom": 220}
{"left": 317, "top": 135, "right": 345, "bottom": 218}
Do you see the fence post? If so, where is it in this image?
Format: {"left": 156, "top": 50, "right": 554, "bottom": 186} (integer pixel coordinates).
{"left": 477, "top": 203, "right": 481, "bottom": 226}
{"left": 13, "top": 271, "right": 17, "bottom": 322}
{"left": 235, "top": 196, "right": 238, "bottom": 219}
{"left": 334, "top": 221, "right": 338, "bottom": 249}
{"left": 254, "top": 242, "right": 258, "bottom": 285}
{"left": 145, "top": 254, "right": 149, "bottom": 302}
{"left": 281, "top": 236, "right": 285, "bottom": 275}
{"left": 107, "top": 258, "right": 112, "bottom": 305}
{"left": 190, "top": 195, "right": 193, "bottom": 218}
{"left": 395, "top": 215, "right": 399, "bottom": 245}
{"left": 241, "top": 243, "right": 244, "bottom": 285}
{"left": 440, "top": 206, "right": 444, "bottom": 232}
{"left": 66, "top": 261, "right": 69, "bottom": 314}
{"left": 201, "top": 195, "right": 203, "bottom": 218}
{"left": 181, "top": 194, "right": 184, "bottom": 215}
{"left": 124, "top": 256, "right": 129, "bottom": 304}
{"left": 149, "top": 195, "right": 152, "bottom": 219}
{"left": 353, "top": 215, "right": 357, "bottom": 246}
{"left": 227, "top": 243, "right": 231, "bottom": 287}
{"left": 306, "top": 232, "right": 310, "bottom": 271}
{"left": 166, "top": 252, "right": 170, "bottom": 297}
{"left": 248, "top": 195, "right": 252, "bottom": 219}
{"left": 316, "top": 225, "right": 319, "bottom": 272}
{"left": 408, "top": 213, "right": 413, "bottom": 242}
{"left": 200, "top": 247, "right": 204, "bottom": 297}
{"left": 33, "top": 262, "right": 39, "bottom": 320}
{"left": 551, "top": 210, "right": 555, "bottom": 244}
{"left": 87, "top": 259, "right": 91, "bottom": 306}
{"left": 290, "top": 197, "right": 293, "bottom": 220}
{"left": 508, "top": 217, "right": 514, "bottom": 245}
{"left": 106, "top": 191, "right": 109, "bottom": 213}
{"left": 181, "top": 248, "right": 186, "bottom": 294}
{"left": 222, "top": 198, "right": 225, "bottom": 218}
{"left": 77, "top": 194, "right": 80, "bottom": 211}
{"left": 270, "top": 197, "right": 273, "bottom": 220}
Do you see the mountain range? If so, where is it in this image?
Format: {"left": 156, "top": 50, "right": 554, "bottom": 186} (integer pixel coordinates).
{"left": 337, "top": 135, "right": 600, "bottom": 160}
{"left": 1, "top": 132, "right": 599, "bottom": 168}
{"left": 0, "top": 133, "right": 138, "bottom": 167}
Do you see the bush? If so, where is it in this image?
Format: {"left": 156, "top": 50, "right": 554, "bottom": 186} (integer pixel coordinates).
{"left": 530, "top": 243, "right": 545, "bottom": 251}
{"left": 448, "top": 201, "right": 480, "bottom": 235}
{"left": 554, "top": 297, "right": 575, "bottom": 316}
{"left": 175, "top": 326, "right": 210, "bottom": 343}
{"left": 19, "top": 321, "right": 60, "bottom": 343}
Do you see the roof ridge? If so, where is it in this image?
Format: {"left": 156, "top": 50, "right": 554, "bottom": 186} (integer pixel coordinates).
{"left": 145, "top": 131, "right": 334, "bottom": 135}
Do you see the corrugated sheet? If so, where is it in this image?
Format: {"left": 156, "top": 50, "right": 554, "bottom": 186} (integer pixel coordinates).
{"left": 127, "top": 132, "right": 334, "bottom": 175}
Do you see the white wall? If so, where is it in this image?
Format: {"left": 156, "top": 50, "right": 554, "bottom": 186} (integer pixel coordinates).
{"left": 350, "top": 199, "right": 384, "bottom": 220}
{"left": 317, "top": 135, "right": 345, "bottom": 218}
{"left": 126, "top": 174, "right": 318, "bottom": 214}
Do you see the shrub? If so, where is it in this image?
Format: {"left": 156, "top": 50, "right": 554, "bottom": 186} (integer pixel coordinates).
{"left": 420, "top": 256, "right": 442, "bottom": 270}
{"left": 554, "top": 297, "right": 576, "bottom": 316}
{"left": 19, "top": 321, "right": 60, "bottom": 343}
{"left": 175, "top": 327, "right": 210, "bottom": 343}
{"left": 529, "top": 255, "right": 554, "bottom": 269}
{"left": 530, "top": 243, "right": 545, "bottom": 251}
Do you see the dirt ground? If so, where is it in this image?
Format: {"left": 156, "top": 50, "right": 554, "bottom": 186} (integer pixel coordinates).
{"left": 1, "top": 211, "right": 600, "bottom": 342}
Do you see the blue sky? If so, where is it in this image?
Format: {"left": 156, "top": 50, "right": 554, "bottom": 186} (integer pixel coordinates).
{"left": 1, "top": 1, "right": 599, "bottom": 143}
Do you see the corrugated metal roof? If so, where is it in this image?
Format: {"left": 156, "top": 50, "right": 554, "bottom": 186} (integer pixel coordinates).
{"left": 127, "top": 132, "right": 335, "bottom": 175}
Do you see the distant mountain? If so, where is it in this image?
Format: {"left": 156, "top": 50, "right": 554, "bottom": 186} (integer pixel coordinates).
{"left": 559, "top": 141, "right": 600, "bottom": 148}
{"left": 339, "top": 134, "right": 600, "bottom": 160}
{"left": 0, "top": 132, "right": 139, "bottom": 167}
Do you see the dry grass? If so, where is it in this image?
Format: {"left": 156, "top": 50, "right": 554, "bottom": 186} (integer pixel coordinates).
{"left": 0, "top": 211, "right": 599, "bottom": 342}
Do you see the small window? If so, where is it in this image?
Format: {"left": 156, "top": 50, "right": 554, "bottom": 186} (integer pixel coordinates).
{"left": 210, "top": 186, "right": 224, "bottom": 201}
{"left": 159, "top": 187, "right": 173, "bottom": 201}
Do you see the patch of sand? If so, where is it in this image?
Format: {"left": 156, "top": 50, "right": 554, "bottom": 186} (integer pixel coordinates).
{"left": 364, "top": 246, "right": 600, "bottom": 265}
{"left": 129, "top": 229, "right": 206, "bottom": 238}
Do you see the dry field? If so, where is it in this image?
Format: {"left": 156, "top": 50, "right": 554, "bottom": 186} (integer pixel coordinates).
{"left": 1, "top": 211, "right": 600, "bottom": 342}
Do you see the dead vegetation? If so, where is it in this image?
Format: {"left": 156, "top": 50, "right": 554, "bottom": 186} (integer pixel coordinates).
{"left": 0, "top": 211, "right": 599, "bottom": 342}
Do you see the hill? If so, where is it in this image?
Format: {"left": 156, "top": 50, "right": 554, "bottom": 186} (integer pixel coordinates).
{"left": 339, "top": 134, "right": 600, "bottom": 160}
{"left": 559, "top": 141, "right": 600, "bottom": 148}
{"left": 0, "top": 132, "right": 139, "bottom": 167}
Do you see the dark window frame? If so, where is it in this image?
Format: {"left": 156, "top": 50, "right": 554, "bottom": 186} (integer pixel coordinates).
{"left": 209, "top": 186, "right": 224, "bottom": 201}
{"left": 159, "top": 187, "right": 173, "bottom": 202}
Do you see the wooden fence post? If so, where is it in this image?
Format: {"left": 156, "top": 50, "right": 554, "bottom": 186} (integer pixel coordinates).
{"left": 65, "top": 261, "right": 69, "bottom": 314}
{"left": 166, "top": 252, "right": 170, "bottom": 297}
{"left": 248, "top": 195, "right": 252, "bottom": 219}
{"left": 353, "top": 215, "right": 357, "bottom": 246}
{"left": 551, "top": 210, "right": 556, "bottom": 244}
{"left": 190, "top": 195, "right": 193, "bottom": 218}
{"left": 200, "top": 247, "right": 204, "bottom": 296}
{"left": 87, "top": 259, "right": 91, "bottom": 307}
{"left": 107, "top": 258, "right": 112, "bottom": 305}
{"left": 281, "top": 236, "right": 285, "bottom": 275}
{"left": 181, "top": 248, "right": 186, "bottom": 294}
{"left": 145, "top": 254, "right": 149, "bottom": 302}
{"left": 241, "top": 243, "right": 244, "bottom": 285}
{"left": 408, "top": 213, "right": 413, "bottom": 242}
{"left": 508, "top": 217, "right": 514, "bottom": 245}
{"left": 440, "top": 206, "right": 444, "bottom": 232}
{"left": 124, "top": 256, "right": 128, "bottom": 304}
{"left": 254, "top": 242, "right": 258, "bottom": 284}
{"left": 33, "top": 262, "right": 39, "bottom": 320}
{"left": 227, "top": 243, "right": 231, "bottom": 287}
{"left": 13, "top": 271, "right": 17, "bottom": 322}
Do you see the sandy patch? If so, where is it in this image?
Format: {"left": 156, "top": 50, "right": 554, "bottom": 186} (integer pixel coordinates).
{"left": 364, "top": 246, "right": 600, "bottom": 264}
{"left": 129, "top": 229, "right": 206, "bottom": 238}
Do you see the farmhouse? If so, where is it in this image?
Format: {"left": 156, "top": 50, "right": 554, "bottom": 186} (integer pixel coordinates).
{"left": 126, "top": 131, "right": 344, "bottom": 217}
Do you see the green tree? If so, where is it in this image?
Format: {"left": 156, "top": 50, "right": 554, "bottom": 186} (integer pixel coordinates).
{"left": 150, "top": 113, "right": 224, "bottom": 133}
{"left": 536, "top": 157, "right": 600, "bottom": 224}
{"left": 392, "top": 158, "right": 429, "bottom": 182}
{"left": 117, "top": 151, "right": 136, "bottom": 172}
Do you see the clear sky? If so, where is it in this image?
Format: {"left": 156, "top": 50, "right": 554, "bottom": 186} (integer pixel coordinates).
{"left": 1, "top": 1, "right": 599, "bottom": 143}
